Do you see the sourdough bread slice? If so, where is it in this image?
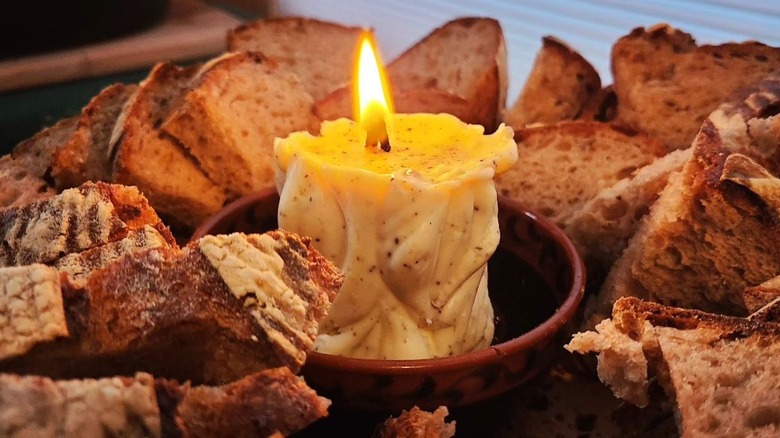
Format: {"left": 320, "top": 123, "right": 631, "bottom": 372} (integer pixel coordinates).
{"left": 0, "top": 368, "right": 329, "bottom": 438}
{"left": 51, "top": 83, "right": 137, "bottom": 190}
{"left": 162, "top": 52, "right": 316, "bottom": 198}
{"left": 1, "top": 117, "right": 79, "bottom": 210}
{"left": 227, "top": 17, "right": 362, "bottom": 101}
{"left": 0, "top": 182, "right": 168, "bottom": 267}
{"left": 504, "top": 36, "right": 601, "bottom": 129}
{"left": 563, "top": 147, "right": 692, "bottom": 277}
{"left": 589, "top": 77, "right": 780, "bottom": 323}
{"left": 612, "top": 23, "right": 780, "bottom": 152}
{"left": 111, "top": 62, "right": 227, "bottom": 231}
{"left": 495, "top": 121, "right": 666, "bottom": 224}
{"left": 0, "top": 230, "right": 342, "bottom": 385}
{"left": 387, "top": 17, "right": 507, "bottom": 130}
{"left": 567, "top": 297, "right": 780, "bottom": 437}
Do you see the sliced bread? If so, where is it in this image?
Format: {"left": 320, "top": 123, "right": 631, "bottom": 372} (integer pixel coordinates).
{"left": 563, "top": 147, "right": 692, "bottom": 278}
{"left": 51, "top": 83, "right": 137, "bottom": 190}
{"left": 494, "top": 121, "right": 666, "bottom": 224}
{"left": 111, "top": 62, "right": 227, "bottom": 231}
{"left": 504, "top": 36, "right": 601, "bottom": 129}
{"left": 227, "top": 17, "right": 362, "bottom": 101}
{"left": 162, "top": 52, "right": 316, "bottom": 198}
{"left": 589, "top": 77, "right": 780, "bottom": 324}
{"left": 566, "top": 297, "right": 780, "bottom": 437}
{"left": 612, "top": 23, "right": 780, "bottom": 152}
{"left": 0, "top": 117, "right": 79, "bottom": 210}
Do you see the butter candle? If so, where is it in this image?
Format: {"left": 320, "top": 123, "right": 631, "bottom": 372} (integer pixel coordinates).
{"left": 273, "top": 33, "right": 517, "bottom": 360}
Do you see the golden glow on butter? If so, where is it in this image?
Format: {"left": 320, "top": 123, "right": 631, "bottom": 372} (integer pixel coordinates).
{"left": 353, "top": 32, "right": 393, "bottom": 147}
{"left": 276, "top": 114, "right": 516, "bottom": 183}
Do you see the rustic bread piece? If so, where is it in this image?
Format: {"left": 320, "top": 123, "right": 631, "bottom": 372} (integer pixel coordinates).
{"left": 0, "top": 230, "right": 342, "bottom": 385}
{"left": 111, "top": 62, "right": 227, "bottom": 231}
{"left": 386, "top": 17, "right": 507, "bottom": 130}
{"left": 51, "top": 83, "right": 138, "bottom": 190}
{"left": 375, "top": 406, "right": 456, "bottom": 438}
{"left": 563, "top": 147, "right": 692, "bottom": 277}
{"left": 167, "top": 367, "right": 330, "bottom": 438}
{"left": 1, "top": 117, "right": 79, "bottom": 210}
{"left": 0, "top": 367, "right": 329, "bottom": 438}
{"left": 567, "top": 297, "right": 780, "bottom": 437}
{"left": 589, "top": 77, "right": 780, "bottom": 323}
{"left": 495, "top": 121, "right": 666, "bottom": 224}
{"left": 0, "top": 265, "right": 67, "bottom": 361}
{"left": 162, "top": 52, "right": 316, "bottom": 198}
{"left": 612, "top": 23, "right": 780, "bottom": 152}
{"left": 54, "top": 225, "right": 175, "bottom": 288}
{"left": 504, "top": 36, "right": 601, "bottom": 129}
{"left": 227, "top": 17, "right": 362, "bottom": 101}
{"left": 0, "top": 182, "right": 168, "bottom": 267}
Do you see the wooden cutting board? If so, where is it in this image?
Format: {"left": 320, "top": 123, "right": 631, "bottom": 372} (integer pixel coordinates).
{"left": 0, "top": 0, "right": 243, "bottom": 93}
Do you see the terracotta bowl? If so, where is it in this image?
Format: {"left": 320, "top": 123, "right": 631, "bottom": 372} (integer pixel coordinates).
{"left": 192, "top": 188, "right": 585, "bottom": 411}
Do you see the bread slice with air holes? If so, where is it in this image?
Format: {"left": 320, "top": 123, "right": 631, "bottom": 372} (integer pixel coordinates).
{"left": 503, "top": 36, "right": 601, "bottom": 129}
{"left": 0, "top": 117, "right": 79, "bottom": 211}
{"left": 110, "top": 62, "right": 227, "bottom": 232}
{"left": 0, "top": 367, "right": 330, "bottom": 438}
{"left": 227, "top": 16, "right": 362, "bottom": 101}
{"left": 588, "top": 76, "right": 780, "bottom": 327}
{"left": 51, "top": 83, "right": 137, "bottom": 190}
{"left": 611, "top": 23, "right": 780, "bottom": 152}
{"left": 162, "top": 52, "right": 317, "bottom": 198}
{"left": 494, "top": 121, "right": 666, "bottom": 225}
{"left": 566, "top": 296, "right": 780, "bottom": 438}
{"left": 314, "top": 17, "right": 507, "bottom": 131}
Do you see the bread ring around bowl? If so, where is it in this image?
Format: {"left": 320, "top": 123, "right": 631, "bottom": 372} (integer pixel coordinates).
{"left": 192, "top": 188, "right": 585, "bottom": 411}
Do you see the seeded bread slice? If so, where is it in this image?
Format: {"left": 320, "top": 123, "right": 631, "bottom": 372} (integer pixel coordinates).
{"left": 162, "top": 52, "right": 316, "bottom": 198}
{"left": 0, "top": 230, "right": 342, "bottom": 385}
{"left": 51, "top": 83, "right": 137, "bottom": 190}
{"left": 504, "top": 36, "right": 601, "bottom": 129}
{"left": 567, "top": 297, "right": 780, "bottom": 437}
{"left": 0, "top": 117, "right": 79, "bottom": 211}
{"left": 111, "top": 62, "right": 227, "bottom": 231}
{"left": 563, "top": 147, "right": 692, "bottom": 278}
{"left": 612, "top": 23, "right": 780, "bottom": 152}
{"left": 495, "top": 121, "right": 666, "bottom": 224}
{"left": 227, "top": 17, "right": 362, "bottom": 101}
{"left": 0, "top": 367, "right": 329, "bottom": 438}
{"left": 588, "top": 77, "right": 780, "bottom": 324}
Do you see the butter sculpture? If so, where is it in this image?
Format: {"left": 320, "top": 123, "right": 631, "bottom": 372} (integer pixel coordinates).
{"left": 274, "top": 114, "right": 516, "bottom": 359}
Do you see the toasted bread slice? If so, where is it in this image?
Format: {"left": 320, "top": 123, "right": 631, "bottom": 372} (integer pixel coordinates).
{"left": 589, "top": 77, "right": 780, "bottom": 323}
{"left": 162, "top": 52, "right": 316, "bottom": 198}
{"left": 0, "top": 368, "right": 329, "bottom": 438}
{"left": 51, "top": 83, "right": 137, "bottom": 190}
{"left": 386, "top": 17, "right": 506, "bottom": 130}
{"left": 495, "top": 121, "right": 666, "bottom": 224}
{"left": 227, "top": 17, "right": 362, "bottom": 101}
{"left": 0, "top": 182, "right": 168, "bottom": 267}
{"left": 563, "top": 147, "right": 692, "bottom": 278}
{"left": 612, "top": 23, "right": 780, "bottom": 152}
{"left": 111, "top": 62, "right": 227, "bottom": 231}
{"left": 0, "top": 264, "right": 68, "bottom": 361}
{"left": 0, "top": 230, "right": 342, "bottom": 385}
{"left": 376, "top": 406, "right": 456, "bottom": 438}
{"left": 504, "top": 36, "right": 601, "bottom": 129}
{"left": 1, "top": 117, "right": 79, "bottom": 211}
{"left": 567, "top": 297, "right": 780, "bottom": 437}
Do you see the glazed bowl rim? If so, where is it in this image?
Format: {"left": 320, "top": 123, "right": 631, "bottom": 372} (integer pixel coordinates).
{"left": 192, "top": 189, "right": 586, "bottom": 375}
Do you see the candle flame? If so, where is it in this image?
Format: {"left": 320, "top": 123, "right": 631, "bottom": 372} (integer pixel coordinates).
{"left": 353, "top": 31, "right": 394, "bottom": 147}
